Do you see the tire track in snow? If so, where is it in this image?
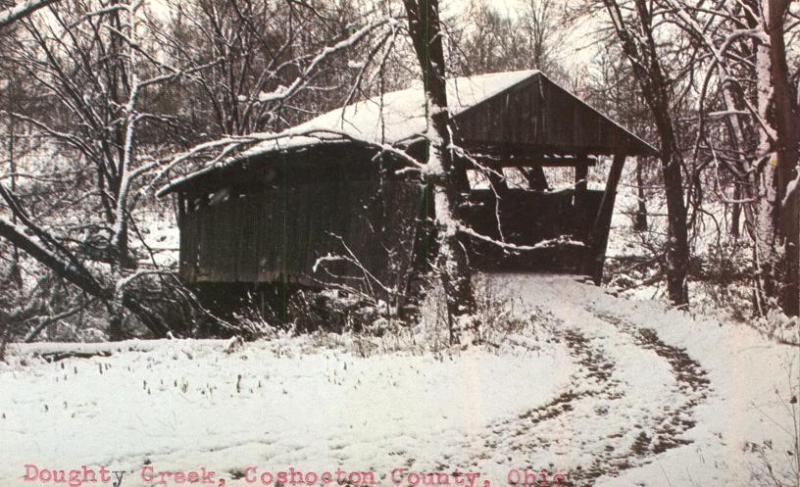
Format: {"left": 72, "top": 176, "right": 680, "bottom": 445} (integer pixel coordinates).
{"left": 445, "top": 323, "right": 635, "bottom": 486}
{"left": 592, "top": 311, "right": 711, "bottom": 454}
{"left": 560, "top": 309, "right": 712, "bottom": 486}
{"left": 456, "top": 275, "right": 713, "bottom": 486}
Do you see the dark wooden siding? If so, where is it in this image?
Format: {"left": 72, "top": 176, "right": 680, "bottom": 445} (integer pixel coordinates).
{"left": 180, "top": 180, "right": 425, "bottom": 298}
{"left": 454, "top": 74, "right": 649, "bottom": 156}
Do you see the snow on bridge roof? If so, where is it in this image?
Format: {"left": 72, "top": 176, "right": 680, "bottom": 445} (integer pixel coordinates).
{"left": 242, "top": 69, "right": 541, "bottom": 152}
{"left": 160, "top": 70, "right": 656, "bottom": 196}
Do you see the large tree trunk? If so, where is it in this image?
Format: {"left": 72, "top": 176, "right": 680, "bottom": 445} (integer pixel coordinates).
{"left": 602, "top": 0, "right": 691, "bottom": 305}
{"left": 751, "top": 0, "right": 800, "bottom": 316}
{"left": 402, "top": 0, "right": 474, "bottom": 343}
{"left": 656, "top": 116, "right": 691, "bottom": 305}
{"left": 638, "top": 5, "right": 691, "bottom": 306}
{"left": 766, "top": 0, "right": 800, "bottom": 316}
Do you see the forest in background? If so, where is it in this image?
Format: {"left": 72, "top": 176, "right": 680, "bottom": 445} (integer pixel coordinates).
{"left": 0, "top": 0, "right": 798, "bottom": 347}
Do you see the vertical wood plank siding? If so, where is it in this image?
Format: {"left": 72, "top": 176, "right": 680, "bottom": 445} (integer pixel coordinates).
{"left": 454, "top": 76, "right": 642, "bottom": 153}
{"left": 180, "top": 180, "right": 424, "bottom": 299}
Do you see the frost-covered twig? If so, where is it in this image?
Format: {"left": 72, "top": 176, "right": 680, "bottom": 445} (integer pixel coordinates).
{"left": 0, "top": 0, "right": 58, "bottom": 28}
{"left": 457, "top": 225, "right": 586, "bottom": 252}
{"left": 255, "top": 17, "right": 397, "bottom": 104}
{"left": 312, "top": 234, "right": 399, "bottom": 299}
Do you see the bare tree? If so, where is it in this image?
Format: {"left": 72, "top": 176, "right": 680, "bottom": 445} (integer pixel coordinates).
{"left": 658, "top": 0, "right": 800, "bottom": 316}
{"left": 159, "top": 0, "right": 369, "bottom": 139}
{"left": 597, "top": 0, "right": 692, "bottom": 306}
{"left": 0, "top": 0, "right": 387, "bottom": 340}
{"left": 520, "top": 0, "right": 564, "bottom": 72}
{"left": 585, "top": 44, "right": 655, "bottom": 233}
{"left": 401, "top": 0, "right": 475, "bottom": 344}
{"left": 449, "top": 0, "right": 568, "bottom": 80}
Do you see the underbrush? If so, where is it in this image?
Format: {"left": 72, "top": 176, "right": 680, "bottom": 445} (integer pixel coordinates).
{"left": 605, "top": 216, "right": 799, "bottom": 346}
{"left": 227, "top": 276, "right": 561, "bottom": 359}
{"left": 747, "top": 359, "right": 800, "bottom": 487}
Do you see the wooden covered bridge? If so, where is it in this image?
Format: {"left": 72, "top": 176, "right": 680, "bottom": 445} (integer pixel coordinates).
{"left": 159, "top": 70, "right": 656, "bottom": 310}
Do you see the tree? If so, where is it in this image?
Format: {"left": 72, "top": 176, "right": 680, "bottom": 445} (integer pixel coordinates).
{"left": 156, "top": 0, "right": 478, "bottom": 343}
{"left": 585, "top": 45, "right": 655, "bottom": 233}
{"left": 762, "top": 0, "right": 800, "bottom": 316}
{"left": 401, "top": 0, "right": 475, "bottom": 343}
{"left": 450, "top": 0, "right": 568, "bottom": 81}
{"left": 0, "top": 0, "right": 387, "bottom": 340}
{"left": 598, "top": 0, "right": 692, "bottom": 306}
{"left": 0, "top": 0, "right": 211, "bottom": 339}
{"left": 657, "top": 0, "right": 800, "bottom": 316}
{"left": 159, "top": 0, "right": 368, "bottom": 139}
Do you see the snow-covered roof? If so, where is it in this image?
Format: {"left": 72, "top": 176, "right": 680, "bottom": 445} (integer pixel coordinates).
{"left": 241, "top": 70, "right": 540, "bottom": 156}
{"left": 159, "top": 70, "right": 656, "bottom": 196}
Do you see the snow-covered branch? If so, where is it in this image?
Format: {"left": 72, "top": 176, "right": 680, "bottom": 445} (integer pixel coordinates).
{"left": 457, "top": 226, "right": 586, "bottom": 252}
{"left": 253, "top": 17, "right": 398, "bottom": 105}
{"left": 0, "top": 0, "right": 58, "bottom": 29}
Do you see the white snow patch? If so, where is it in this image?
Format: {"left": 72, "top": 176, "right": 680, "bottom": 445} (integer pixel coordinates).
{"left": 2, "top": 275, "right": 797, "bottom": 487}
{"left": 239, "top": 70, "right": 539, "bottom": 156}
{"left": 0, "top": 333, "right": 571, "bottom": 486}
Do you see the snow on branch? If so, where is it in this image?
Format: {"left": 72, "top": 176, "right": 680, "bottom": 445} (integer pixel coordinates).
{"left": 252, "top": 17, "right": 398, "bottom": 105}
{"left": 63, "top": 4, "right": 126, "bottom": 30}
{"left": 707, "top": 110, "right": 750, "bottom": 119}
{"left": 456, "top": 225, "right": 586, "bottom": 252}
{"left": 0, "top": 0, "right": 58, "bottom": 29}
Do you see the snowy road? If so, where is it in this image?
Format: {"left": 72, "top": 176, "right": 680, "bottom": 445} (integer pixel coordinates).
{"left": 1, "top": 275, "right": 797, "bottom": 487}
{"left": 475, "top": 276, "right": 712, "bottom": 485}
{"left": 483, "top": 275, "right": 798, "bottom": 487}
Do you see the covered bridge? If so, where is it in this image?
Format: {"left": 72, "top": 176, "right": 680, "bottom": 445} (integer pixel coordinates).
{"left": 159, "top": 70, "right": 656, "bottom": 310}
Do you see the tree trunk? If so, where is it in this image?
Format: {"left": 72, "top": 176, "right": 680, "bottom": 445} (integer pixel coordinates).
{"left": 766, "top": 0, "right": 800, "bottom": 316}
{"left": 731, "top": 183, "right": 742, "bottom": 239}
{"left": 633, "top": 158, "right": 648, "bottom": 231}
{"left": 661, "top": 144, "right": 690, "bottom": 305}
{"left": 402, "top": 0, "right": 474, "bottom": 343}
{"left": 651, "top": 94, "right": 690, "bottom": 305}
{"left": 0, "top": 216, "right": 108, "bottom": 299}
{"left": 602, "top": 0, "right": 691, "bottom": 305}
{"left": 7, "top": 97, "right": 21, "bottom": 287}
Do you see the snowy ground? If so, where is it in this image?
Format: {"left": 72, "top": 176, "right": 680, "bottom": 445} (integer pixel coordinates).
{"left": 1, "top": 274, "right": 798, "bottom": 487}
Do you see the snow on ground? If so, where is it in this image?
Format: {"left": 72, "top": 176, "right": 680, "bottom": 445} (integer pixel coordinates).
{"left": 1, "top": 274, "right": 798, "bottom": 487}
{"left": 495, "top": 274, "right": 799, "bottom": 487}
{"left": 0, "top": 324, "right": 572, "bottom": 487}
